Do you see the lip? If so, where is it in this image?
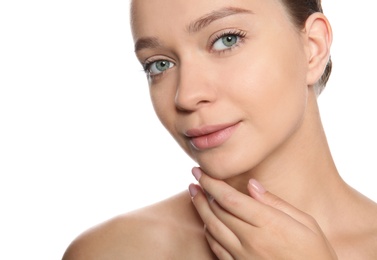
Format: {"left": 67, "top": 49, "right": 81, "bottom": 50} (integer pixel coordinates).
{"left": 185, "top": 122, "right": 240, "bottom": 150}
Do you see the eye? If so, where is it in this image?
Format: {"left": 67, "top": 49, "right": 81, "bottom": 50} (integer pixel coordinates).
{"left": 145, "top": 60, "right": 174, "bottom": 76}
{"left": 213, "top": 35, "right": 239, "bottom": 51}
{"left": 210, "top": 30, "right": 247, "bottom": 52}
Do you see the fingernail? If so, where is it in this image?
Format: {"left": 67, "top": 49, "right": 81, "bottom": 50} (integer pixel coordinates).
{"left": 249, "top": 179, "right": 266, "bottom": 194}
{"left": 192, "top": 167, "right": 202, "bottom": 181}
{"left": 189, "top": 184, "right": 198, "bottom": 197}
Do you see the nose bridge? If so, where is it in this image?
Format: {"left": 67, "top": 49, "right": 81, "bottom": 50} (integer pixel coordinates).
{"left": 175, "top": 55, "right": 215, "bottom": 111}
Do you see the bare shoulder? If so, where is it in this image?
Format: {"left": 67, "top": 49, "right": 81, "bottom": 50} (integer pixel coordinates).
{"left": 357, "top": 194, "right": 377, "bottom": 258}
{"left": 62, "top": 191, "right": 213, "bottom": 260}
{"left": 333, "top": 189, "right": 377, "bottom": 259}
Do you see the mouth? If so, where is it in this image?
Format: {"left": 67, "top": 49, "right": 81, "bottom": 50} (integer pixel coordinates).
{"left": 185, "top": 122, "right": 240, "bottom": 150}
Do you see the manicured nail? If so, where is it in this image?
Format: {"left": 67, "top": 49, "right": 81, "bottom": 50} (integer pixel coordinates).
{"left": 189, "top": 184, "right": 198, "bottom": 197}
{"left": 192, "top": 167, "right": 202, "bottom": 181}
{"left": 249, "top": 179, "right": 266, "bottom": 194}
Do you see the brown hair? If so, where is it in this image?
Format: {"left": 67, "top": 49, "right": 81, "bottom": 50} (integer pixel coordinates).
{"left": 281, "top": 0, "right": 332, "bottom": 94}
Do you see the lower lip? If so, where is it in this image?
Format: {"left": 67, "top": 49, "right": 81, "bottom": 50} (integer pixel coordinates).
{"left": 189, "top": 123, "right": 240, "bottom": 150}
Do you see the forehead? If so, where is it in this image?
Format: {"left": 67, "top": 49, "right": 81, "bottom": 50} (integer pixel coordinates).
{"left": 130, "top": 0, "right": 287, "bottom": 39}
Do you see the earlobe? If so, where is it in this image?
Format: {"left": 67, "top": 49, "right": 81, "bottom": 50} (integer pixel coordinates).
{"left": 305, "top": 13, "right": 333, "bottom": 86}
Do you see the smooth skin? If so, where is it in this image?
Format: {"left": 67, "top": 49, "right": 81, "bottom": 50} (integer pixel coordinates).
{"left": 63, "top": 0, "right": 377, "bottom": 259}
{"left": 189, "top": 168, "right": 337, "bottom": 259}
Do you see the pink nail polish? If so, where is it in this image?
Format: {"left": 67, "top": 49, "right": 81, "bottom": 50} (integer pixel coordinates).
{"left": 189, "top": 184, "right": 198, "bottom": 197}
{"left": 192, "top": 167, "right": 202, "bottom": 181}
{"left": 249, "top": 179, "right": 266, "bottom": 193}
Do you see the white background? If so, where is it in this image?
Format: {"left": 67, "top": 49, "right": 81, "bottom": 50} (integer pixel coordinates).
{"left": 0, "top": 1, "right": 376, "bottom": 259}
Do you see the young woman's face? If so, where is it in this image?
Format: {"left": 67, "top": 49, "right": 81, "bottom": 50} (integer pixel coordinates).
{"left": 131, "top": 0, "right": 311, "bottom": 179}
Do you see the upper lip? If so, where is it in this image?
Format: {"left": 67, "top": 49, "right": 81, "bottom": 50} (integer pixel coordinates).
{"left": 185, "top": 122, "right": 239, "bottom": 138}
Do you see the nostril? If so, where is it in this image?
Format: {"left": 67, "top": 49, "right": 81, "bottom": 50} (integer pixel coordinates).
{"left": 175, "top": 83, "right": 216, "bottom": 111}
{"left": 175, "top": 66, "right": 217, "bottom": 111}
{"left": 175, "top": 95, "right": 212, "bottom": 112}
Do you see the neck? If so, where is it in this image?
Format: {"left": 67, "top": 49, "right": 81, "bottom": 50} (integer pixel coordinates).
{"left": 225, "top": 88, "right": 346, "bottom": 224}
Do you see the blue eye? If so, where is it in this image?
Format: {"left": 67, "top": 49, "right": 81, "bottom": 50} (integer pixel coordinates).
{"left": 146, "top": 60, "right": 174, "bottom": 76}
{"left": 213, "top": 34, "right": 240, "bottom": 51}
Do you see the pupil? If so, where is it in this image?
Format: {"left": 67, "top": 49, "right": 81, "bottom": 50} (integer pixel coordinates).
{"left": 157, "top": 60, "right": 169, "bottom": 71}
{"left": 222, "top": 35, "right": 237, "bottom": 47}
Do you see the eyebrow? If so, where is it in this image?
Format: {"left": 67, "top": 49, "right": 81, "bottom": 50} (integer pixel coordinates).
{"left": 134, "top": 6, "right": 252, "bottom": 52}
{"left": 134, "top": 36, "right": 161, "bottom": 52}
{"left": 187, "top": 6, "right": 253, "bottom": 33}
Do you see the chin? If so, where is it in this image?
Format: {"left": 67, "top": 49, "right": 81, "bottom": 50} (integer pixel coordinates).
{"left": 195, "top": 153, "right": 255, "bottom": 180}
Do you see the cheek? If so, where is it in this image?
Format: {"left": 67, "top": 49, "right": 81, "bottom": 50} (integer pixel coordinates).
{"left": 150, "top": 80, "right": 195, "bottom": 157}
{"left": 216, "top": 40, "right": 309, "bottom": 150}
{"left": 226, "top": 36, "right": 308, "bottom": 118}
{"left": 197, "top": 63, "right": 308, "bottom": 179}
{"left": 150, "top": 85, "right": 175, "bottom": 133}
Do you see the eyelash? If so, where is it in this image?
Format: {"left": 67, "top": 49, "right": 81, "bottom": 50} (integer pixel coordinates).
{"left": 209, "top": 29, "right": 247, "bottom": 53}
{"left": 142, "top": 60, "right": 154, "bottom": 73}
{"left": 142, "top": 29, "right": 248, "bottom": 80}
{"left": 142, "top": 58, "right": 172, "bottom": 81}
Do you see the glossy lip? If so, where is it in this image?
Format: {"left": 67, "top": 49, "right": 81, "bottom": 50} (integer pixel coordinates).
{"left": 185, "top": 121, "right": 241, "bottom": 150}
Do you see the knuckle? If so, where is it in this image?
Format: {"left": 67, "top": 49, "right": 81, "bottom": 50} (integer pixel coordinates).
{"left": 220, "top": 190, "right": 239, "bottom": 207}
{"left": 305, "top": 214, "right": 321, "bottom": 230}
{"left": 268, "top": 193, "right": 286, "bottom": 210}
{"left": 305, "top": 213, "right": 317, "bottom": 223}
{"left": 205, "top": 218, "right": 222, "bottom": 235}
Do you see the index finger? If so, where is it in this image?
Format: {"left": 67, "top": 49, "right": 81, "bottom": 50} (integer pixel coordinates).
{"left": 192, "top": 167, "right": 268, "bottom": 227}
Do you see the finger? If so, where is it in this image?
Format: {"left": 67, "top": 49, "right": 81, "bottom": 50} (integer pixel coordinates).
{"left": 192, "top": 167, "right": 265, "bottom": 227}
{"left": 189, "top": 184, "right": 241, "bottom": 250}
{"left": 207, "top": 196, "right": 264, "bottom": 255}
{"left": 248, "top": 179, "right": 321, "bottom": 232}
{"left": 204, "top": 229, "right": 235, "bottom": 260}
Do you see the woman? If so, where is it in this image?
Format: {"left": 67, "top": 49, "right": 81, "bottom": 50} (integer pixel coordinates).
{"left": 63, "top": 0, "right": 377, "bottom": 258}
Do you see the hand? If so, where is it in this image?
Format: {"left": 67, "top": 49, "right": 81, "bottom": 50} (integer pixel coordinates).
{"left": 188, "top": 167, "right": 337, "bottom": 260}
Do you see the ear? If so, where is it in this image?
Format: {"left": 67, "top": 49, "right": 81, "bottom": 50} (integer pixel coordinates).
{"left": 304, "top": 13, "right": 333, "bottom": 86}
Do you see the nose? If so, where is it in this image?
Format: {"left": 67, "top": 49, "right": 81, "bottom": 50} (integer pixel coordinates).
{"left": 174, "top": 60, "right": 217, "bottom": 112}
